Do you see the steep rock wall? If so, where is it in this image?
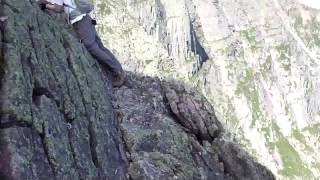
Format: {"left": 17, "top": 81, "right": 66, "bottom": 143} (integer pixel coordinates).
{"left": 0, "top": 0, "right": 275, "bottom": 179}
{"left": 0, "top": 0, "right": 126, "bottom": 179}
{"left": 94, "top": 0, "right": 320, "bottom": 178}
{"left": 113, "top": 73, "right": 274, "bottom": 179}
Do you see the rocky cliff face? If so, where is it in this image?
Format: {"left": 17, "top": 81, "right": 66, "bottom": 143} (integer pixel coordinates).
{"left": 0, "top": 0, "right": 274, "bottom": 179}
{"left": 93, "top": 0, "right": 320, "bottom": 179}
{"left": 113, "top": 73, "right": 273, "bottom": 180}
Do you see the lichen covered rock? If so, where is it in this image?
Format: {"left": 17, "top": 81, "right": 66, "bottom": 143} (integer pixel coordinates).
{"left": 113, "top": 73, "right": 274, "bottom": 180}
{"left": 0, "top": 0, "right": 274, "bottom": 180}
{"left": 94, "top": 0, "right": 320, "bottom": 178}
{"left": 0, "top": 0, "right": 126, "bottom": 179}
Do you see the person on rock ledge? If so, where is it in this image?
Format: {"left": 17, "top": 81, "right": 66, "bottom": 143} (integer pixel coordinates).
{"left": 38, "top": 0, "right": 125, "bottom": 87}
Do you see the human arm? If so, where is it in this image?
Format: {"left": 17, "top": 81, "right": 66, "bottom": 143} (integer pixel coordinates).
{"left": 38, "top": 0, "right": 64, "bottom": 13}
{"left": 38, "top": 0, "right": 50, "bottom": 5}
{"left": 45, "top": 3, "right": 64, "bottom": 13}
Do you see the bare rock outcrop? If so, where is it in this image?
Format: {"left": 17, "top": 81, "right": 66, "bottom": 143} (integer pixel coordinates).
{"left": 0, "top": 0, "right": 274, "bottom": 179}
{"left": 113, "top": 74, "right": 274, "bottom": 179}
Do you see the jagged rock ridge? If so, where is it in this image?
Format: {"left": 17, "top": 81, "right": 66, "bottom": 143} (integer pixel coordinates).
{"left": 93, "top": 0, "right": 320, "bottom": 178}
{"left": 113, "top": 73, "right": 274, "bottom": 179}
{"left": 0, "top": 0, "right": 274, "bottom": 179}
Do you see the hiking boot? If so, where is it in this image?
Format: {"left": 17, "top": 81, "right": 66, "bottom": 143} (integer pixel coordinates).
{"left": 112, "top": 70, "right": 125, "bottom": 87}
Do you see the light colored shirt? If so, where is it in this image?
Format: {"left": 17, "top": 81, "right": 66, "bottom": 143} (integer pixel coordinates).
{"left": 297, "top": 0, "right": 320, "bottom": 9}
{"left": 47, "top": 0, "right": 87, "bottom": 24}
{"left": 70, "top": 14, "right": 87, "bottom": 24}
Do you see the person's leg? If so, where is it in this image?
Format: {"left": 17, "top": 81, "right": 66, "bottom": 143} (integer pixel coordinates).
{"left": 95, "top": 35, "right": 123, "bottom": 72}
{"left": 95, "top": 35, "right": 125, "bottom": 87}
{"left": 95, "top": 35, "right": 115, "bottom": 57}
{"left": 73, "top": 15, "right": 122, "bottom": 74}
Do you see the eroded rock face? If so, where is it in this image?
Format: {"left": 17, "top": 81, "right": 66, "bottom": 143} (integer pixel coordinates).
{"left": 112, "top": 73, "right": 274, "bottom": 180}
{"left": 0, "top": 0, "right": 274, "bottom": 179}
{"left": 94, "top": 0, "right": 320, "bottom": 178}
{"left": 0, "top": 0, "right": 126, "bottom": 179}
